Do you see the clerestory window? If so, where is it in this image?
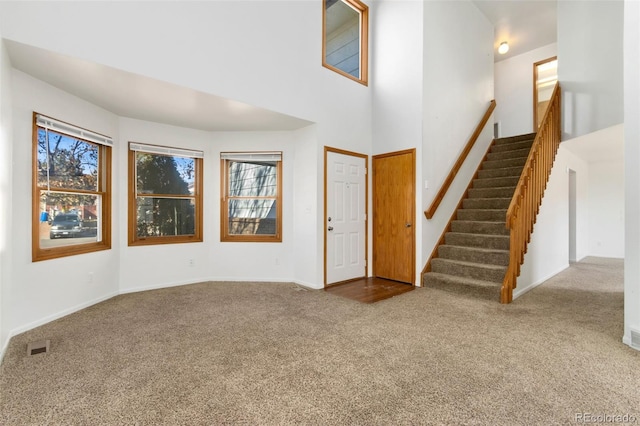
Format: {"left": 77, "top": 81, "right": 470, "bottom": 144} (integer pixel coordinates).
{"left": 32, "top": 113, "right": 112, "bottom": 262}
{"left": 220, "top": 152, "right": 282, "bottom": 242}
{"left": 322, "top": 0, "right": 369, "bottom": 85}
{"left": 128, "top": 143, "right": 203, "bottom": 246}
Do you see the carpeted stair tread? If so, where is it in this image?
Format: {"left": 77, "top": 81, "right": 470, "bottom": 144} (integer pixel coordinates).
{"left": 468, "top": 186, "right": 516, "bottom": 199}
{"left": 481, "top": 156, "right": 527, "bottom": 170}
{"left": 463, "top": 197, "right": 512, "bottom": 210}
{"left": 431, "top": 258, "right": 507, "bottom": 283}
{"left": 456, "top": 209, "right": 507, "bottom": 221}
{"left": 490, "top": 140, "right": 534, "bottom": 153}
{"left": 450, "top": 220, "right": 510, "bottom": 235}
{"left": 486, "top": 147, "right": 531, "bottom": 161}
{"left": 493, "top": 133, "right": 536, "bottom": 144}
{"left": 423, "top": 271, "right": 501, "bottom": 290}
{"left": 472, "top": 175, "right": 520, "bottom": 188}
{"left": 445, "top": 232, "right": 510, "bottom": 250}
{"left": 437, "top": 245, "right": 510, "bottom": 266}
{"left": 477, "top": 167, "right": 524, "bottom": 180}
{"left": 423, "top": 132, "right": 536, "bottom": 301}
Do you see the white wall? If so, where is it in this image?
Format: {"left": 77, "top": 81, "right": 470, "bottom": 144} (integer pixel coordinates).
{"left": 371, "top": 0, "right": 424, "bottom": 280}
{"left": 514, "top": 146, "right": 589, "bottom": 298}
{"left": 117, "top": 119, "right": 301, "bottom": 293}
{"left": 588, "top": 160, "right": 624, "bottom": 258}
{"left": 0, "top": 34, "right": 14, "bottom": 354}
{"left": 8, "top": 70, "right": 121, "bottom": 338}
{"left": 624, "top": 0, "right": 640, "bottom": 350}
{"left": 558, "top": 0, "right": 624, "bottom": 141}
{"left": 421, "top": 1, "right": 494, "bottom": 281}
{"left": 372, "top": 0, "right": 493, "bottom": 284}
{"left": 494, "top": 43, "right": 557, "bottom": 137}
{"left": 0, "top": 0, "right": 372, "bottom": 293}
{"left": 4, "top": 66, "right": 326, "bottom": 353}
{"left": 292, "top": 125, "right": 320, "bottom": 288}
{"left": 0, "top": 1, "right": 371, "bottom": 151}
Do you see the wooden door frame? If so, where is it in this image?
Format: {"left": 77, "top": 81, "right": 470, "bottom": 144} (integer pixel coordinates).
{"left": 372, "top": 148, "right": 416, "bottom": 285}
{"left": 324, "top": 146, "right": 369, "bottom": 287}
{"left": 533, "top": 56, "right": 557, "bottom": 132}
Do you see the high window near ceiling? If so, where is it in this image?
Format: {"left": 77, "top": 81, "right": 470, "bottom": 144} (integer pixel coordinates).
{"left": 128, "top": 143, "right": 203, "bottom": 246}
{"left": 220, "top": 152, "right": 282, "bottom": 242}
{"left": 33, "top": 113, "right": 112, "bottom": 261}
{"left": 323, "top": 0, "right": 369, "bottom": 85}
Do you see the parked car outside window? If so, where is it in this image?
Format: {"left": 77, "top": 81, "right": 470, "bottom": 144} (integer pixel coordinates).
{"left": 49, "top": 213, "right": 96, "bottom": 239}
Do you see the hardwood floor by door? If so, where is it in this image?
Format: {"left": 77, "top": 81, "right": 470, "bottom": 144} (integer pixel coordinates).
{"left": 324, "top": 277, "right": 414, "bottom": 303}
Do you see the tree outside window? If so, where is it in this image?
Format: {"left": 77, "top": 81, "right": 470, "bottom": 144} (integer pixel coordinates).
{"left": 32, "top": 113, "right": 112, "bottom": 261}
{"left": 128, "top": 143, "right": 203, "bottom": 246}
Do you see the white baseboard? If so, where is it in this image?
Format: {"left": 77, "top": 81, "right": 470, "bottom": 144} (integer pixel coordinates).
{"left": 1, "top": 277, "right": 310, "bottom": 364}
{"left": 512, "top": 263, "right": 570, "bottom": 300}
{"left": 1, "top": 290, "right": 119, "bottom": 363}
{"left": 119, "top": 277, "right": 213, "bottom": 295}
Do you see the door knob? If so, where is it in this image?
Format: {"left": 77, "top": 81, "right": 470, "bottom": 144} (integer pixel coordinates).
{"left": 405, "top": 223, "right": 412, "bottom": 228}
{"left": 328, "top": 226, "right": 334, "bottom": 231}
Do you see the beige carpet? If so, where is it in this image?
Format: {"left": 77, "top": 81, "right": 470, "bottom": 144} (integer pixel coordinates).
{"left": 1, "top": 257, "right": 638, "bottom": 425}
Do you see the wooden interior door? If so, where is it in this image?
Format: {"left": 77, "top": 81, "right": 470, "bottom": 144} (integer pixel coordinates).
{"left": 372, "top": 149, "right": 415, "bottom": 284}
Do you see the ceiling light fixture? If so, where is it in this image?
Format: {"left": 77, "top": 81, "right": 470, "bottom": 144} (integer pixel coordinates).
{"left": 498, "top": 41, "right": 509, "bottom": 55}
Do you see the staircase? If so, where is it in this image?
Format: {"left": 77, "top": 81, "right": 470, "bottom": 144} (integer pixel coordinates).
{"left": 422, "top": 133, "right": 537, "bottom": 300}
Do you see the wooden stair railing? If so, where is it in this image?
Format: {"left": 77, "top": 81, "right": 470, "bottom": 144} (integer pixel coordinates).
{"left": 425, "top": 100, "right": 496, "bottom": 219}
{"left": 501, "top": 83, "right": 561, "bottom": 304}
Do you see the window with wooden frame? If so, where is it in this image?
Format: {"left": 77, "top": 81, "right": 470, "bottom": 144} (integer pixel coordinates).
{"left": 32, "top": 113, "right": 112, "bottom": 262}
{"left": 322, "top": 0, "right": 369, "bottom": 85}
{"left": 128, "top": 143, "right": 203, "bottom": 246}
{"left": 220, "top": 152, "right": 282, "bottom": 242}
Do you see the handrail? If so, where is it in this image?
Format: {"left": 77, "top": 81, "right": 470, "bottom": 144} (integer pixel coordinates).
{"left": 501, "top": 82, "right": 561, "bottom": 304}
{"left": 425, "top": 100, "right": 496, "bottom": 219}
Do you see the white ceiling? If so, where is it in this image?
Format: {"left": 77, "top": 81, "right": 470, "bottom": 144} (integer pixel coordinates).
{"left": 473, "top": 0, "right": 558, "bottom": 62}
{"left": 5, "top": 40, "right": 313, "bottom": 132}
{"left": 5, "top": 2, "right": 557, "bottom": 131}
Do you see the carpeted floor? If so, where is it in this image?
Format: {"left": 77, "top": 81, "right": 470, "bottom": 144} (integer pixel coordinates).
{"left": 1, "top": 257, "right": 638, "bottom": 425}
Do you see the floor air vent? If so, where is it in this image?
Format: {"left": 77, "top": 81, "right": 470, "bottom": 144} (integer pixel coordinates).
{"left": 631, "top": 330, "right": 640, "bottom": 350}
{"left": 27, "top": 339, "right": 50, "bottom": 356}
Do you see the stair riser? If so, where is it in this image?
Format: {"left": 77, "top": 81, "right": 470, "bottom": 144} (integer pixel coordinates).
{"left": 445, "top": 232, "right": 510, "bottom": 250}
{"left": 477, "top": 167, "right": 523, "bottom": 180}
{"left": 463, "top": 198, "right": 511, "bottom": 209}
{"left": 486, "top": 148, "right": 530, "bottom": 161}
{"left": 468, "top": 187, "right": 515, "bottom": 199}
{"left": 490, "top": 140, "right": 534, "bottom": 153}
{"left": 473, "top": 176, "right": 520, "bottom": 188}
{"left": 456, "top": 209, "right": 506, "bottom": 221}
{"left": 450, "top": 221, "right": 510, "bottom": 236}
{"left": 482, "top": 157, "right": 527, "bottom": 170}
{"left": 438, "top": 245, "right": 510, "bottom": 266}
{"left": 431, "top": 259, "right": 506, "bottom": 283}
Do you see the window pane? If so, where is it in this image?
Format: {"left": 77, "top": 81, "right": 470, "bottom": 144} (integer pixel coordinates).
{"left": 228, "top": 199, "right": 277, "bottom": 235}
{"left": 228, "top": 161, "right": 277, "bottom": 197}
{"left": 37, "top": 128, "right": 99, "bottom": 191}
{"left": 38, "top": 191, "right": 100, "bottom": 248}
{"left": 136, "top": 197, "right": 196, "bottom": 237}
{"left": 325, "top": 0, "right": 360, "bottom": 78}
{"left": 136, "top": 153, "right": 194, "bottom": 196}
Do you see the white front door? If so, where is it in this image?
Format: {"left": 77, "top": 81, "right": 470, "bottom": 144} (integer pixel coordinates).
{"left": 326, "top": 150, "right": 367, "bottom": 285}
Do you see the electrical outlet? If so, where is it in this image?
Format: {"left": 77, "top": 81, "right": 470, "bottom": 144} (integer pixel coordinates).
{"left": 189, "top": 259, "right": 195, "bottom": 267}
{"left": 87, "top": 272, "right": 94, "bottom": 283}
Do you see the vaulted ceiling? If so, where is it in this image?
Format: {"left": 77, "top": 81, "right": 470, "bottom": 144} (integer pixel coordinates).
{"left": 5, "top": 1, "right": 559, "bottom": 133}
